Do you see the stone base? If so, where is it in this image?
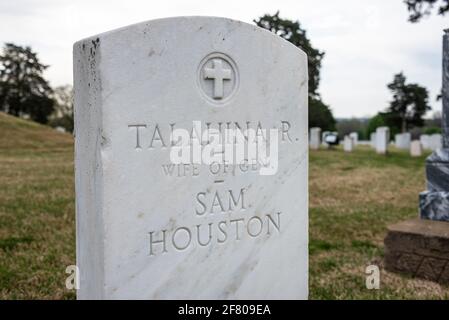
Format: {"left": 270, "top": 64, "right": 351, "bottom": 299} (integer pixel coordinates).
{"left": 384, "top": 218, "right": 449, "bottom": 284}
{"left": 419, "top": 191, "right": 449, "bottom": 221}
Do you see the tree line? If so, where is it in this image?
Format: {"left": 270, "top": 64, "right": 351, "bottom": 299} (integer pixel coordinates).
{"left": 0, "top": 43, "right": 73, "bottom": 131}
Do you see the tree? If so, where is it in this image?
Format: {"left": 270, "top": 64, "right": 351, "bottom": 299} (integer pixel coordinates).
{"left": 254, "top": 12, "right": 324, "bottom": 98}
{"left": 309, "top": 98, "right": 336, "bottom": 131}
{"left": 404, "top": 0, "right": 449, "bottom": 22}
{"left": 336, "top": 118, "right": 369, "bottom": 140}
{"left": 366, "top": 113, "right": 386, "bottom": 137}
{"left": 0, "top": 43, "right": 54, "bottom": 123}
{"left": 254, "top": 12, "right": 335, "bottom": 130}
{"left": 49, "top": 85, "right": 74, "bottom": 132}
{"left": 385, "top": 72, "right": 431, "bottom": 133}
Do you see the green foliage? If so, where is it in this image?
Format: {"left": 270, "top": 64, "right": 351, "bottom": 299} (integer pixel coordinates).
{"left": 309, "top": 98, "right": 336, "bottom": 131}
{"left": 423, "top": 126, "right": 442, "bottom": 134}
{"left": 254, "top": 11, "right": 324, "bottom": 98}
{"left": 0, "top": 43, "right": 54, "bottom": 124}
{"left": 385, "top": 72, "right": 431, "bottom": 133}
{"left": 366, "top": 113, "right": 386, "bottom": 137}
{"left": 404, "top": 0, "right": 449, "bottom": 22}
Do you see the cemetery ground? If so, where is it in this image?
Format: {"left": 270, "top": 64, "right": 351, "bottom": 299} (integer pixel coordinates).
{"left": 1, "top": 112, "right": 449, "bottom": 299}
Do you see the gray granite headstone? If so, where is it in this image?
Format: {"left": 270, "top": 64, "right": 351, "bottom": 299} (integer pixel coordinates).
{"left": 419, "top": 30, "right": 449, "bottom": 222}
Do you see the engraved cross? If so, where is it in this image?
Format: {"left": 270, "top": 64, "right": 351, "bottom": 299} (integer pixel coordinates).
{"left": 204, "top": 59, "right": 232, "bottom": 99}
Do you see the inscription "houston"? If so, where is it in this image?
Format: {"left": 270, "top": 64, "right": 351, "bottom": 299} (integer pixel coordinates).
{"left": 148, "top": 212, "right": 281, "bottom": 256}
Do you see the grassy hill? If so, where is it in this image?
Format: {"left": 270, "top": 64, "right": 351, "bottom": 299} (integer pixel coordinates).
{"left": 0, "top": 112, "right": 74, "bottom": 299}
{"left": 0, "top": 111, "right": 448, "bottom": 299}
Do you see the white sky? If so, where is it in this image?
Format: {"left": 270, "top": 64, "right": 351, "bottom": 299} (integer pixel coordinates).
{"left": 1, "top": 0, "right": 448, "bottom": 118}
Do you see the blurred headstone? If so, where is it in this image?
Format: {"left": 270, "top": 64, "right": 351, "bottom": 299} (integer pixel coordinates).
{"left": 410, "top": 140, "right": 422, "bottom": 157}
{"left": 395, "top": 132, "right": 411, "bottom": 150}
{"left": 343, "top": 135, "right": 353, "bottom": 152}
{"left": 375, "top": 127, "right": 389, "bottom": 155}
{"left": 321, "top": 131, "right": 330, "bottom": 148}
{"left": 349, "top": 132, "right": 358, "bottom": 146}
{"left": 310, "top": 127, "right": 321, "bottom": 150}
{"left": 420, "top": 134, "right": 431, "bottom": 150}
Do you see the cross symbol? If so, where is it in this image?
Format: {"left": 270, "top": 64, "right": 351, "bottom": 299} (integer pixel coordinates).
{"left": 203, "top": 59, "right": 232, "bottom": 99}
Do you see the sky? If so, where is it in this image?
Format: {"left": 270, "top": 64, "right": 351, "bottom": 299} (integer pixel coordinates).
{"left": 1, "top": 0, "right": 448, "bottom": 118}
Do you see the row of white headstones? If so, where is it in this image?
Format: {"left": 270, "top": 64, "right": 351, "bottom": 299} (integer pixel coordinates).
{"left": 309, "top": 127, "right": 442, "bottom": 156}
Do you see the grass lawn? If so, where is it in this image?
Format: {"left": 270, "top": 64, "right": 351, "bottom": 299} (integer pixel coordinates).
{"left": 1, "top": 111, "right": 449, "bottom": 299}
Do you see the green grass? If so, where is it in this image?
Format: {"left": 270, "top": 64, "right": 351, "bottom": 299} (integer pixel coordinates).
{"left": 1, "top": 111, "right": 449, "bottom": 299}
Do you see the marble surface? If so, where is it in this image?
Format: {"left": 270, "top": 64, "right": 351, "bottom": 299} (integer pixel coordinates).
{"left": 74, "top": 17, "right": 308, "bottom": 299}
{"left": 419, "top": 191, "right": 449, "bottom": 221}
{"left": 425, "top": 148, "right": 449, "bottom": 192}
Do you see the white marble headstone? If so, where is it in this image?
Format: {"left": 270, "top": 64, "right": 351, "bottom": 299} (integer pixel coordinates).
{"left": 349, "top": 132, "right": 358, "bottom": 146}
{"left": 420, "top": 134, "right": 431, "bottom": 150}
{"left": 343, "top": 135, "right": 353, "bottom": 152}
{"left": 410, "top": 140, "right": 422, "bottom": 157}
{"left": 376, "top": 127, "right": 389, "bottom": 154}
{"left": 74, "top": 17, "right": 308, "bottom": 300}
{"left": 395, "top": 133, "right": 411, "bottom": 150}
{"left": 310, "top": 127, "right": 321, "bottom": 150}
{"left": 430, "top": 133, "right": 442, "bottom": 151}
